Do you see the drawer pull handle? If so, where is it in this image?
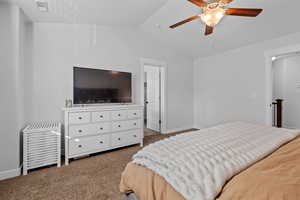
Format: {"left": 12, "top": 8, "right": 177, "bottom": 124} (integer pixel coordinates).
{"left": 118, "top": 125, "right": 121, "bottom": 128}
{"left": 100, "top": 127, "right": 103, "bottom": 130}
{"left": 134, "top": 135, "right": 137, "bottom": 138}
{"left": 134, "top": 123, "right": 137, "bottom": 126}
{"left": 100, "top": 115, "right": 103, "bottom": 118}
{"left": 118, "top": 138, "right": 121, "bottom": 141}
{"left": 118, "top": 114, "right": 121, "bottom": 117}
{"left": 78, "top": 130, "right": 82, "bottom": 133}
{"left": 134, "top": 113, "right": 137, "bottom": 115}
{"left": 78, "top": 145, "right": 82, "bottom": 148}
{"left": 78, "top": 117, "right": 82, "bottom": 120}
{"left": 99, "top": 141, "right": 103, "bottom": 144}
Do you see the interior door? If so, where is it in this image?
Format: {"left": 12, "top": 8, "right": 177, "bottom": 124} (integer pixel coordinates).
{"left": 145, "top": 65, "right": 160, "bottom": 132}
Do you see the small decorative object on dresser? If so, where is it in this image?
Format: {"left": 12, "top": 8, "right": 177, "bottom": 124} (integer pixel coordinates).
{"left": 65, "top": 99, "right": 73, "bottom": 108}
{"left": 22, "top": 122, "right": 61, "bottom": 175}
{"left": 63, "top": 105, "right": 144, "bottom": 165}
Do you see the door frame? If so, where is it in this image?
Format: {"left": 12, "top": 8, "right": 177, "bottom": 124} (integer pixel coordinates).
{"left": 264, "top": 44, "right": 300, "bottom": 126}
{"left": 140, "top": 58, "right": 167, "bottom": 133}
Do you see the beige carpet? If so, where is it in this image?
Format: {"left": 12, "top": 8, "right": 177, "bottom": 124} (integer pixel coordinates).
{"left": 0, "top": 129, "right": 196, "bottom": 200}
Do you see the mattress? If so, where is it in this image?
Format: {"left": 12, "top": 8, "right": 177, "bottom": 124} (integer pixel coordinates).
{"left": 120, "top": 123, "right": 300, "bottom": 200}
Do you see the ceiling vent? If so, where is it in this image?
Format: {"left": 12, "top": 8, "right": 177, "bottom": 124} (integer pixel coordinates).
{"left": 36, "top": 0, "right": 48, "bottom": 12}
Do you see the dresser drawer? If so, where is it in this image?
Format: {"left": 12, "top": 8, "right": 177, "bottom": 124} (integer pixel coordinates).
{"left": 111, "top": 121, "right": 127, "bottom": 132}
{"left": 69, "top": 125, "right": 92, "bottom": 138}
{"left": 94, "top": 122, "right": 111, "bottom": 134}
{"left": 91, "top": 111, "right": 110, "bottom": 122}
{"left": 111, "top": 133, "right": 126, "bottom": 147}
{"left": 127, "top": 110, "right": 142, "bottom": 119}
{"left": 69, "top": 135, "right": 110, "bottom": 156}
{"left": 111, "top": 110, "right": 127, "bottom": 120}
{"left": 69, "top": 112, "right": 90, "bottom": 124}
{"left": 111, "top": 131, "right": 141, "bottom": 147}
{"left": 126, "top": 119, "right": 142, "bottom": 130}
{"left": 126, "top": 131, "right": 142, "bottom": 144}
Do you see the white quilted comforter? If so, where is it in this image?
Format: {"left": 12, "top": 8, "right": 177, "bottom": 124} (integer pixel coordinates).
{"left": 133, "top": 122, "right": 300, "bottom": 200}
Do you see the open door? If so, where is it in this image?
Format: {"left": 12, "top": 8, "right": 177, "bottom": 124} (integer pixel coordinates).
{"left": 144, "top": 65, "right": 161, "bottom": 132}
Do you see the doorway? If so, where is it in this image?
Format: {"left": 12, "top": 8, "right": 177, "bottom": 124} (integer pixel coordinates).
{"left": 140, "top": 58, "right": 166, "bottom": 136}
{"left": 265, "top": 44, "right": 300, "bottom": 126}
{"left": 272, "top": 52, "right": 300, "bottom": 129}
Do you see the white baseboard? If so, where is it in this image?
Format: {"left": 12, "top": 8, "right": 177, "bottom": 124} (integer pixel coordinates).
{"left": 193, "top": 125, "right": 203, "bottom": 130}
{"left": 162, "top": 127, "right": 196, "bottom": 134}
{"left": 0, "top": 167, "right": 21, "bottom": 181}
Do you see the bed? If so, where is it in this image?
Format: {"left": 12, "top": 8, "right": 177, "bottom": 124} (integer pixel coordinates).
{"left": 120, "top": 122, "right": 300, "bottom": 200}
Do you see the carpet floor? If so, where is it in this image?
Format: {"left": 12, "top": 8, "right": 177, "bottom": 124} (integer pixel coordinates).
{"left": 144, "top": 128, "right": 160, "bottom": 137}
{"left": 0, "top": 130, "right": 196, "bottom": 200}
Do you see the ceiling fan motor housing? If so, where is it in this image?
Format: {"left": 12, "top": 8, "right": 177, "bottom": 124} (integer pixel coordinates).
{"left": 207, "top": 0, "right": 221, "bottom": 3}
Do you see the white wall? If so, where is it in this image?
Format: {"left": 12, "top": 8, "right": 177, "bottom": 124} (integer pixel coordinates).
{"left": 0, "top": 3, "right": 30, "bottom": 179}
{"left": 28, "top": 23, "right": 194, "bottom": 131}
{"left": 0, "top": 10, "right": 193, "bottom": 179}
{"left": 194, "top": 31, "right": 300, "bottom": 128}
{"left": 273, "top": 56, "right": 300, "bottom": 129}
{"left": 24, "top": 21, "right": 34, "bottom": 126}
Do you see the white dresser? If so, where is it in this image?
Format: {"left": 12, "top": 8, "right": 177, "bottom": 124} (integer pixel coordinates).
{"left": 63, "top": 105, "right": 144, "bottom": 165}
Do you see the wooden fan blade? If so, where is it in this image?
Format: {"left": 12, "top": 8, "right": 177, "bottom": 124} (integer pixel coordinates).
{"left": 225, "top": 8, "right": 263, "bottom": 17}
{"left": 205, "top": 25, "right": 213, "bottom": 36}
{"left": 187, "top": 0, "right": 208, "bottom": 7}
{"left": 170, "top": 16, "right": 200, "bottom": 29}
{"left": 222, "top": 0, "right": 234, "bottom": 4}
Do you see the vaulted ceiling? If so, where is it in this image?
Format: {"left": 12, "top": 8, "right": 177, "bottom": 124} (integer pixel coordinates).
{"left": 9, "top": 0, "right": 168, "bottom": 26}
{"left": 7, "top": 0, "right": 300, "bottom": 58}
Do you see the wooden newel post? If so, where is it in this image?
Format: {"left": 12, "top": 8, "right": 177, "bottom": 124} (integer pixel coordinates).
{"left": 275, "top": 99, "right": 283, "bottom": 128}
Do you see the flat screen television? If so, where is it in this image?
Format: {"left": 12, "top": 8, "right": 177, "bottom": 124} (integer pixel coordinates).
{"left": 73, "top": 67, "right": 132, "bottom": 104}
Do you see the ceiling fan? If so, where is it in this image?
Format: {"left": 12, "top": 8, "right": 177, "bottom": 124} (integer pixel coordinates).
{"left": 170, "top": 0, "right": 263, "bottom": 36}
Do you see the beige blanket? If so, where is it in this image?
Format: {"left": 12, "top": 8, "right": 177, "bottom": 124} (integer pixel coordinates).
{"left": 120, "top": 136, "right": 300, "bottom": 200}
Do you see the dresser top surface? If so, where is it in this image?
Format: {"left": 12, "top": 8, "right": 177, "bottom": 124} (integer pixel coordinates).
{"left": 63, "top": 104, "right": 144, "bottom": 112}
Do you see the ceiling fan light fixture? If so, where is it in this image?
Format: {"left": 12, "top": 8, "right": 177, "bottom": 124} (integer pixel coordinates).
{"left": 200, "top": 6, "right": 225, "bottom": 27}
{"left": 216, "top": 11, "right": 224, "bottom": 19}
{"left": 201, "top": 14, "right": 212, "bottom": 21}
{"left": 169, "top": 0, "right": 263, "bottom": 36}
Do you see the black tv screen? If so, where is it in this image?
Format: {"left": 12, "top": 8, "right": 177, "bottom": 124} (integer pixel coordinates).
{"left": 73, "top": 67, "right": 132, "bottom": 104}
